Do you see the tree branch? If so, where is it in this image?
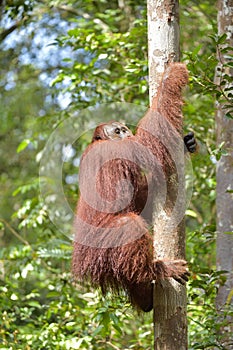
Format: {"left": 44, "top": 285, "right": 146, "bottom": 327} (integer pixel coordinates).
{"left": 0, "top": 22, "right": 19, "bottom": 42}
{"left": 0, "top": 218, "right": 31, "bottom": 246}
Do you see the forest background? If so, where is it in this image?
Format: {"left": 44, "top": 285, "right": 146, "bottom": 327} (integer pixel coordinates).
{"left": 0, "top": 1, "right": 232, "bottom": 349}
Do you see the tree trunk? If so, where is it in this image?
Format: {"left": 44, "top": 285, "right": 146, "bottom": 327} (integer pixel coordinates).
{"left": 147, "top": 0, "right": 180, "bottom": 104}
{"left": 147, "top": 1, "right": 187, "bottom": 349}
{"left": 215, "top": 0, "right": 233, "bottom": 343}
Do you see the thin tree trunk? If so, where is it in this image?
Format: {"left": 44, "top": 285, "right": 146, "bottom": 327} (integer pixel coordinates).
{"left": 215, "top": 0, "right": 233, "bottom": 344}
{"left": 147, "top": 0, "right": 180, "bottom": 104}
{"left": 147, "top": 1, "right": 187, "bottom": 349}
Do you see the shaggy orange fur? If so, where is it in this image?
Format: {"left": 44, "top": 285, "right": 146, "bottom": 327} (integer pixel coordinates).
{"left": 72, "top": 63, "right": 189, "bottom": 312}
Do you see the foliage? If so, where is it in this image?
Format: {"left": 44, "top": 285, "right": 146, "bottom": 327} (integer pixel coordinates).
{"left": 0, "top": 0, "right": 233, "bottom": 349}
{"left": 0, "top": 242, "right": 153, "bottom": 349}
{"left": 53, "top": 18, "right": 148, "bottom": 108}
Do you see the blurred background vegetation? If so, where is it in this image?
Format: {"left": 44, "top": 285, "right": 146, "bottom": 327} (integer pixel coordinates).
{"left": 0, "top": 0, "right": 232, "bottom": 349}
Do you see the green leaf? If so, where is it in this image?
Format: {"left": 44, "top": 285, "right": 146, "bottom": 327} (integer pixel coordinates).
{"left": 186, "top": 209, "right": 198, "bottom": 218}
{"left": 217, "top": 33, "right": 227, "bottom": 44}
{"left": 225, "top": 112, "right": 233, "bottom": 119}
{"left": 192, "top": 44, "right": 203, "bottom": 56}
{"left": 27, "top": 301, "right": 41, "bottom": 308}
{"left": 17, "top": 139, "right": 31, "bottom": 153}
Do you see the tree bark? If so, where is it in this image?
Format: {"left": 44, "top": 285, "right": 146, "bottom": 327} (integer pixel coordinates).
{"left": 147, "top": 0, "right": 180, "bottom": 103}
{"left": 215, "top": 0, "right": 233, "bottom": 342}
{"left": 147, "top": 1, "right": 187, "bottom": 349}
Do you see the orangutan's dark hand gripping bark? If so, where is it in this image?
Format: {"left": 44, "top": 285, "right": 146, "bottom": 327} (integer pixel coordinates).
{"left": 72, "top": 63, "right": 195, "bottom": 312}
